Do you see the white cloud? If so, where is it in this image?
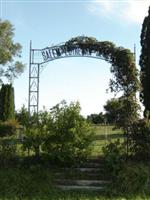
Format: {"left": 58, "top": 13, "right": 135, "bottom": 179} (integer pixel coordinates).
{"left": 87, "top": 0, "right": 150, "bottom": 24}
{"left": 124, "top": 1, "right": 150, "bottom": 23}
{"left": 88, "top": 1, "right": 114, "bottom": 18}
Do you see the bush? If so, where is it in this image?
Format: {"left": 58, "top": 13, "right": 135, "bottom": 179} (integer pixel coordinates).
{"left": 23, "top": 127, "right": 45, "bottom": 158}
{"left": 0, "top": 120, "right": 19, "bottom": 165}
{"left": 42, "top": 101, "right": 95, "bottom": 165}
{"left": 0, "top": 120, "right": 19, "bottom": 137}
{"left": 0, "top": 167, "right": 54, "bottom": 198}
{"left": 102, "top": 140, "right": 126, "bottom": 177}
{"left": 130, "top": 119, "right": 150, "bottom": 160}
{"left": 0, "top": 138, "right": 17, "bottom": 167}
{"left": 114, "top": 163, "right": 150, "bottom": 195}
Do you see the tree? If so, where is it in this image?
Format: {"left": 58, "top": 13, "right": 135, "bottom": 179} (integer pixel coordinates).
{"left": 104, "top": 97, "right": 139, "bottom": 128}
{"left": 140, "top": 7, "right": 150, "bottom": 118}
{"left": 87, "top": 112, "right": 106, "bottom": 124}
{"left": 0, "top": 19, "right": 24, "bottom": 83}
{"left": 16, "top": 105, "right": 30, "bottom": 127}
{"left": 0, "top": 84, "right": 15, "bottom": 121}
{"left": 104, "top": 98, "right": 122, "bottom": 125}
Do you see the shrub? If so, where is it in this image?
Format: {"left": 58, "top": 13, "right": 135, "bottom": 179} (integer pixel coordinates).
{"left": 23, "top": 127, "right": 45, "bottom": 157}
{"left": 0, "top": 138, "right": 17, "bottom": 167}
{"left": 114, "top": 163, "right": 150, "bottom": 195}
{"left": 102, "top": 140, "right": 126, "bottom": 177}
{"left": 130, "top": 119, "right": 150, "bottom": 160}
{"left": 0, "top": 120, "right": 19, "bottom": 137}
{"left": 42, "top": 101, "right": 95, "bottom": 165}
{"left": 0, "top": 84, "right": 15, "bottom": 121}
{"left": 0, "top": 167, "right": 54, "bottom": 198}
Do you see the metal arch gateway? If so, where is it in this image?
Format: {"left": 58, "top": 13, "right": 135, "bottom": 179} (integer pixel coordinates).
{"left": 28, "top": 36, "right": 136, "bottom": 116}
{"left": 28, "top": 40, "right": 107, "bottom": 115}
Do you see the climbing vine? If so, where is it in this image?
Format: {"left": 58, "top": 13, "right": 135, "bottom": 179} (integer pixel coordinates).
{"left": 65, "top": 36, "right": 139, "bottom": 98}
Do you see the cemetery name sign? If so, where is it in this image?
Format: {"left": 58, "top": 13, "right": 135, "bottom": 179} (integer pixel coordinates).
{"left": 41, "top": 44, "right": 99, "bottom": 63}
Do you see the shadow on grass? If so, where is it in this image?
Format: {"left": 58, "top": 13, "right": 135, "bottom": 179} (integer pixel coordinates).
{"left": 93, "top": 134, "right": 124, "bottom": 141}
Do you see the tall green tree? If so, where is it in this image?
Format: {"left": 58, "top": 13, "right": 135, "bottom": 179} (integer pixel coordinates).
{"left": 104, "top": 97, "right": 139, "bottom": 128}
{"left": 104, "top": 98, "right": 121, "bottom": 124}
{"left": 87, "top": 113, "right": 106, "bottom": 124}
{"left": 140, "top": 7, "right": 150, "bottom": 117}
{"left": 0, "top": 19, "right": 24, "bottom": 83}
{"left": 0, "top": 84, "right": 15, "bottom": 121}
{"left": 16, "top": 105, "right": 29, "bottom": 127}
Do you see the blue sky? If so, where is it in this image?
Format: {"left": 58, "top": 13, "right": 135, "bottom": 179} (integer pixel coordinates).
{"left": 0, "top": 0, "right": 149, "bottom": 116}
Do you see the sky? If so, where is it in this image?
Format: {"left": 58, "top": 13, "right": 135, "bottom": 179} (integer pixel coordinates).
{"left": 0, "top": 0, "right": 150, "bottom": 116}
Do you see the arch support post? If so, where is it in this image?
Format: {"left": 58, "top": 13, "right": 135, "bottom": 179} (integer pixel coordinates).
{"left": 28, "top": 42, "right": 40, "bottom": 116}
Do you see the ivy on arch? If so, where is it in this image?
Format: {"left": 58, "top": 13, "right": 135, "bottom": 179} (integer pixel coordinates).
{"left": 64, "top": 36, "right": 139, "bottom": 98}
{"left": 63, "top": 36, "right": 140, "bottom": 131}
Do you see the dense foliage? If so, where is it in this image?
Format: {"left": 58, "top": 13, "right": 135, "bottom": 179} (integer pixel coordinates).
{"left": 140, "top": 7, "right": 150, "bottom": 117}
{"left": 42, "top": 101, "right": 94, "bottom": 165}
{"left": 87, "top": 112, "right": 106, "bottom": 124}
{"left": 113, "top": 163, "right": 150, "bottom": 195}
{"left": 104, "top": 97, "right": 139, "bottom": 130}
{"left": 0, "top": 167, "right": 54, "bottom": 198}
{"left": 103, "top": 140, "right": 125, "bottom": 178}
{"left": 21, "top": 101, "right": 94, "bottom": 165}
{"left": 0, "top": 120, "right": 19, "bottom": 137}
{"left": 0, "top": 19, "right": 25, "bottom": 83}
{"left": 0, "top": 84, "right": 15, "bottom": 121}
{"left": 129, "top": 119, "right": 150, "bottom": 160}
{"left": 104, "top": 98, "right": 122, "bottom": 125}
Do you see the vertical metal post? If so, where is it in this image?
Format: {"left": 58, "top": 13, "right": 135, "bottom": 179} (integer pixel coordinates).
{"left": 28, "top": 41, "right": 32, "bottom": 116}
{"left": 28, "top": 42, "right": 40, "bottom": 116}
{"left": 37, "top": 63, "right": 40, "bottom": 114}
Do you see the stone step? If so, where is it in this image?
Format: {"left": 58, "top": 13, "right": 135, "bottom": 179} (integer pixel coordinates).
{"left": 79, "top": 162, "right": 104, "bottom": 168}
{"left": 59, "top": 167, "right": 104, "bottom": 173}
{"left": 86, "top": 157, "right": 104, "bottom": 163}
{"left": 75, "top": 167, "right": 102, "bottom": 172}
{"left": 54, "top": 171, "right": 109, "bottom": 180}
{"left": 55, "top": 179, "right": 110, "bottom": 186}
{"left": 56, "top": 185, "right": 104, "bottom": 191}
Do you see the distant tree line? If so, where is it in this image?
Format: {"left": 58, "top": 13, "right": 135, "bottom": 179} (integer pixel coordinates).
{"left": 87, "top": 98, "right": 123, "bottom": 125}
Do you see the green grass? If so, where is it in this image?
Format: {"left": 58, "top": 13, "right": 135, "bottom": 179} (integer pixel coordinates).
{"left": 90, "top": 125, "right": 124, "bottom": 156}
{"left": 0, "top": 195, "right": 149, "bottom": 200}
{"left": 93, "top": 125, "right": 122, "bottom": 135}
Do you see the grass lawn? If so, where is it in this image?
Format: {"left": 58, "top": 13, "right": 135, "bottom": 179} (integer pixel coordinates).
{"left": 90, "top": 125, "right": 124, "bottom": 156}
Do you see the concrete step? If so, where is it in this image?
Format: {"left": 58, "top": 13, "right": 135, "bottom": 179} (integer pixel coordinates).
{"left": 55, "top": 179, "right": 110, "bottom": 186}
{"left": 56, "top": 185, "right": 104, "bottom": 191}
{"left": 54, "top": 171, "right": 109, "bottom": 180}
{"left": 86, "top": 157, "right": 104, "bottom": 163}
{"left": 79, "top": 162, "right": 104, "bottom": 168}
{"left": 75, "top": 167, "right": 103, "bottom": 172}
{"left": 59, "top": 167, "right": 104, "bottom": 173}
